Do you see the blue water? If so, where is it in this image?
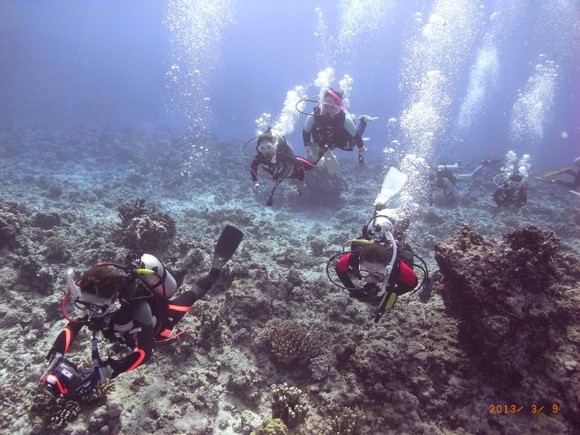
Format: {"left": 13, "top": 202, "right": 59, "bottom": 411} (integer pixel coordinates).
{"left": 0, "top": 0, "right": 578, "bottom": 172}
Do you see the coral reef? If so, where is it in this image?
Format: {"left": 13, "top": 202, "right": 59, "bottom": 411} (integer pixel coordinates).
{"left": 114, "top": 198, "right": 176, "bottom": 253}
{"left": 2, "top": 127, "right": 579, "bottom": 434}
{"left": 250, "top": 418, "right": 288, "bottom": 435}
{"left": 29, "top": 381, "right": 113, "bottom": 432}
{"left": 271, "top": 383, "right": 308, "bottom": 429}
{"left": 325, "top": 407, "right": 362, "bottom": 435}
{"left": 434, "top": 223, "right": 580, "bottom": 429}
{"left": 31, "top": 211, "right": 62, "bottom": 229}
{"left": 0, "top": 200, "right": 21, "bottom": 249}
{"left": 44, "top": 236, "right": 69, "bottom": 262}
{"left": 259, "top": 318, "right": 317, "bottom": 366}
{"left": 303, "top": 168, "right": 347, "bottom": 206}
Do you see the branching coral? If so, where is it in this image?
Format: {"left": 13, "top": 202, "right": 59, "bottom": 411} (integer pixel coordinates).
{"left": 271, "top": 383, "right": 308, "bottom": 429}
{"left": 251, "top": 418, "right": 289, "bottom": 435}
{"left": 117, "top": 198, "right": 149, "bottom": 224}
{"left": 260, "top": 318, "right": 317, "bottom": 365}
{"left": 325, "top": 407, "right": 363, "bottom": 435}
{"left": 30, "top": 381, "right": 113, "bottom": 431}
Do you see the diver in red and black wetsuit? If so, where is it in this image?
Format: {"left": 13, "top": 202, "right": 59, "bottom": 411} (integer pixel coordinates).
{"left": 334, "top": 209, "right": 418, "bottom": 303}
{"left": 250, "top": 130, "right": 315, "bottom": 198}
{"left": 328, "top": 206, "right": 429, "bottom": 322}
{"left": 42, "top": 226, "right": 243, "bottom": 396}
{"left": 45, "top": 255, "right": 218, "bottom": 385}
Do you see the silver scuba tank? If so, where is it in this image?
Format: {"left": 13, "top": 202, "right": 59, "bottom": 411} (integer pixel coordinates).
{"left": 139, "top": 254, "right": 177, "bottom": 299}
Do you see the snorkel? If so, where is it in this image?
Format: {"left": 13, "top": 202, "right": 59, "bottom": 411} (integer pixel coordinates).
{"left": 62, "top": 268, "right": 85, "bottom": 323}
{"left": 324, "top": 88, "right": 345, "bottom": 111}
{"left": 320, "top": 89, "right": 345, "bottom": 117}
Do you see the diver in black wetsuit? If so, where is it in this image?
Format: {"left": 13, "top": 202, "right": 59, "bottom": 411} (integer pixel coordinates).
{"left": 493, "top": 172, "right": 528, "bottom": 207}
{"left": 302, "top": 88, "right": 369, "bottom": 165}
{"left": 41, "top": 227, "right": 243, "bottom": 399}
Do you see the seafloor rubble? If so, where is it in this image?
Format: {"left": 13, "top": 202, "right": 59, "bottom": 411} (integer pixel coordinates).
{"left": 0, "top": 126, "right": 579, "bottom": 434}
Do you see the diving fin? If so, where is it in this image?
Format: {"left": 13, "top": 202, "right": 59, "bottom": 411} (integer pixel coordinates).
{"left": 211, "top": 225, "right": 244, "bottom": 270}
{"left": 323, "top": 150, "right": 341, "bottom": 175}
{"left": 537, "top": 167, "right": 571, "bottom": 179}
{"left": 374, "top": 167, "right": 408, "bottom": 208}
{"left": 360, "top": 114, "right": 380, "bottom": 121}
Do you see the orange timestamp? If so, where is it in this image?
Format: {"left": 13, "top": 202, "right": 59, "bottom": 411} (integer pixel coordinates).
{"left": 488, "top": 403, "right": 559, "bottom": 415}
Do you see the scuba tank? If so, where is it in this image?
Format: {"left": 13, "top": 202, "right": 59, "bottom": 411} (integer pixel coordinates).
{"left": 138, "top": 254, "right": 177, "bottom": 299}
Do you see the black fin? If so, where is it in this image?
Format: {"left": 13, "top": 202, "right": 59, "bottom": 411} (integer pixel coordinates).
{"left": 212, "top": 225, "right": 244, "bottom": 270}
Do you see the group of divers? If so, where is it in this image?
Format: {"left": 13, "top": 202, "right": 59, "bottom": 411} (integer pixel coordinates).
{"left": 40, "top": 88, "right": 580, "bottom": 409}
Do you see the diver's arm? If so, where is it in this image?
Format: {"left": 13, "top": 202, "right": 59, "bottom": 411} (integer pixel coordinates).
{"left": 303, "top": 115, "right": 315, "bottom": 146}
{"left": 456, "top": 163, "right": 486, "bottom": 181}
{"left": 343, "top": 114, "right": 357, "bottom": 137}
{"left": 393, "top": 261, "right": 418, "bottom": 296}
{"left": 108, "top": 301, "right": 154, "bottom": 377}
{"left": 335, "top": 253, "right": 357, "bottom": 289}
{"left": 250, "top": 157, "right": 261, "bottom": 183}
{"left": 47, "top": 321, "right": 84, "bottom": 359}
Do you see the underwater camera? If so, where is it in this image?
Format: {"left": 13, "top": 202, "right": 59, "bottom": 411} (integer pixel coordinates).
{"left": 41, "top": 358, "right": 85, "bottom": 398}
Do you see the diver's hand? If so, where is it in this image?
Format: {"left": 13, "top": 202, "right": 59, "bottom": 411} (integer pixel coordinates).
{"left": 46, "top": 351, "right": 63, "bottom": 365}
{"left": 358, "top": 147, "right": 366, "bottom": 165}
{"left": 40, "top": 351, "right": 63, "bottom": 382}
{"left": 78, "top": 363, "right": 111, "bottom": 392}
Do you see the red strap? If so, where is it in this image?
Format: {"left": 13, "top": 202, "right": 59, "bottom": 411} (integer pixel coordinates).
{"left": 63, "top": 327, "right": 72, "bottom": 353}
{"left": 159, "top": 328, "right": 172, "bottom": 338}
{"left": 127, "top": 349, "right": 146, "bottom": 372}
{"left": 168, "top": 304, "right": 190, "bottom": 313}
{"left": 397, "top": 261, "right": 418, "bottom": 288}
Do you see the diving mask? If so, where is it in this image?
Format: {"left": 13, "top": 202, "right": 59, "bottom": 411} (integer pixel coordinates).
{"left": 257, "top": 140, "right": 276, "bottom": 157}
{"left": 359, "top": 262, "right": 386, "bottom": 282}
{"left": 73, "top": 294, "right": 121, "bottom": 318}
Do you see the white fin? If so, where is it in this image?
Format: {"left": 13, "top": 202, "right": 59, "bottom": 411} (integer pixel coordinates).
{"left": 323, "top": 150, "right": 341, "bottom": 175}
{"left": 374, "top": 167, "right": 408, "bottom": 207}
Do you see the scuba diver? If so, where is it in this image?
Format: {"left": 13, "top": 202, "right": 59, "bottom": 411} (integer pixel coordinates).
{"left": 492, "top": 151, "right": 530, "bottom": 208}
{"left": 302, "top": 88, "right": 372, "bottom": 174}
{"left": 40, "top": 225, "right": 243, "bottom": 400}
{"left": 326, "top": 167, "right": 429, "bottom": 322}
{"left": 493, "top": 171, "right": 528, "bottom": 207}
{"left": 431, "top": 159, "right": 498, "bottom": 201}
{"left": 250, "top": 130, "right": 315, "bottom": 206}
{"left": 544, "top": 156, "right": 580, "bottom": 189}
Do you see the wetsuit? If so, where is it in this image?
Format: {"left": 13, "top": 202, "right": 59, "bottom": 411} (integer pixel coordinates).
{"left": 47, "top": 271, "right": 219, "bottom": 378}
{"left": 302, "top": 107, "right": 366, "bottom": 156}
{"left": 335, "top": 244, "right": 418, "bottom": 303}
{"left": 250, "top": 139, "right": 315, "bottom": 183}
{"left": 493, "top": 180, "right": 528, "bottom": 207}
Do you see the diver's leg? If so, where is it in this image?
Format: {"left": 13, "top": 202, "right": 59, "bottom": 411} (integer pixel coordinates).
{"left": 442, "top": 178, "right": 457, "bottom": 198}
